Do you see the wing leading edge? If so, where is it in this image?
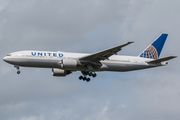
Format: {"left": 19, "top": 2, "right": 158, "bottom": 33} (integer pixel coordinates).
{"left": 79, "top": 42, "right": 134, "bottom": 62}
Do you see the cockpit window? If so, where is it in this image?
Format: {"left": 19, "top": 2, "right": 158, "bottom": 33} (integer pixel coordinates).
{"left": 7, "top": 54, "right": 12, "bottom": 56}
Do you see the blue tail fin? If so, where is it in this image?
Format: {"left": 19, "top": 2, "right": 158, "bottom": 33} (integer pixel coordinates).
{"left": 139, "top": 34, "right": 168, "bottom": 59}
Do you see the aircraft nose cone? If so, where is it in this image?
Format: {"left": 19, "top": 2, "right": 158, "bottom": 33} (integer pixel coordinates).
{"left": 3, "top": 56, "right": 17, "bottom": 64}
{"left": 3, "top": 56, "right": 9, "bottom": 62}
{"left": 3, "top": 57, "right": 7, "bottom": 61}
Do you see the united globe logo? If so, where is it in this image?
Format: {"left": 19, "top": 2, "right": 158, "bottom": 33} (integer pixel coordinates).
{"left": 139, "top": 45, "right": 158, "bottom": 59}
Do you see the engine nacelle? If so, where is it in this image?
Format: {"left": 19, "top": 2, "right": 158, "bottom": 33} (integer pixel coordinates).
{"left": 61, "top": 59, "right": 77, "bottom": 68}
{"left": 52, "top": 68, "right": 71, "bottom": 76}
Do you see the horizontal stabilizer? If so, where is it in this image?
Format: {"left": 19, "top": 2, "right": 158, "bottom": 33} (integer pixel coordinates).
{"left": 147, "top": 56, "right": 177, "bottom": 64}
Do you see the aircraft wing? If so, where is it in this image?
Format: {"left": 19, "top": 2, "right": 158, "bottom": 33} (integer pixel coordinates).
{"left": 147, "top": 56, "right": 177, "bottom": 64}
{"left": 79, "top": 42, "right": 134, "bottom": 62}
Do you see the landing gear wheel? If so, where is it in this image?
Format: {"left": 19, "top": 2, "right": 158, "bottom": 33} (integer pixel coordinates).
{"left": 17, "top": 71, "right": 20, "bottom": 74}
{"left": 89, "top": 72, "right": 92, "bottom": 76}
{"left": 14, "top": 65, "right": 20, "bottom": 74}
{"left": 79, "top": 76, "right": 83, "bottom": 80}
{"left": 86, "top": 78, "right": 90, "bottom": 82}
{"left": 83, "top": 77, "right": 86, "bottom": 81}
{"left": 92, "top": 73, "right": 97, "bottom": 77}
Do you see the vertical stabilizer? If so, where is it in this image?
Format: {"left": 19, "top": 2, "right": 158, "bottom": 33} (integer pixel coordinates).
{"left": 139, "top": 34, "right": 168, "bottom": 59}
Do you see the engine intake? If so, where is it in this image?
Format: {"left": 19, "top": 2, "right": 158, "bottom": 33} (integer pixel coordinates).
{"left": 52, "top": 68, "right": 71, "bottom": 76}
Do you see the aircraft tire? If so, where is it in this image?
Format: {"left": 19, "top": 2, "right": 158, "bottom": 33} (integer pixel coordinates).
{"left": 86, "top": 78, "right": 90, "bottom": 82}
{"left": 79, "top": 76, "right": 83, "bottom": 80}
{"left": 89, "top": 72, "right": 92, "bottom": 76}
{"left": 17, "top": 71, "right": 20, "bottom": 74}
{"left": 83, "top": 77, "right": 86, "bottom": 81}
{"left": 92, "top": 73, "right": 96, "bottom": 77}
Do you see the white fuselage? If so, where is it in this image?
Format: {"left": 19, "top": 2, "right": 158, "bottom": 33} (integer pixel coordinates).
{"left": 3, "top": 50, "right": 166, "bottom": 72}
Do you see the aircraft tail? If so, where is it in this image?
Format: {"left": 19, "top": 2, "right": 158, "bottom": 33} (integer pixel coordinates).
{"left": 139, "top": 33, "right": 168, "bottom": 59}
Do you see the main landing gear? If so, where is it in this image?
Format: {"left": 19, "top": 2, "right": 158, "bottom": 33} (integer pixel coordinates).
{"left": 14, "top": 65, "right": 20, "bottom": 74}
{"left": 79, "top": 71, "right": 97, "bottom": 82}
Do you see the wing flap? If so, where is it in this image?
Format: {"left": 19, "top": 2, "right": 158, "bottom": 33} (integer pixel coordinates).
{"left": 147, "top": 56, "right": 177, "bottom": 64}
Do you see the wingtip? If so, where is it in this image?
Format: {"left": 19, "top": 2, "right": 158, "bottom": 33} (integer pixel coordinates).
{"left": 171, "top": 56, "right": 177, "bottom": 58}
{"left": 128, "top": 41, "right": 134, "bottom": 44}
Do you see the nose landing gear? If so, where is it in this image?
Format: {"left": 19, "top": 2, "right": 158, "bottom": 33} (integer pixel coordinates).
{"left": 14, "top": 65, "right": 20, "bottom": 74}
{"left": 17, "top": 71, "right": 20, "bottom": 74}
{"left": 79, "top": 71, "right": 97, "bottom": 82}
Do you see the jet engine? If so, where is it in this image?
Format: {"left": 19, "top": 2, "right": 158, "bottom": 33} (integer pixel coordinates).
{"left": 52, "top": 68, "right": 71, "bottom": 76}
{"left": 60, "top": 59, "right": 78, "bottom": 68}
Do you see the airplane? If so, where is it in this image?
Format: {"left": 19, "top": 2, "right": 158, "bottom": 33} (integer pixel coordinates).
{"left": 3, "top": 33, "right": 177, "bottom": 82}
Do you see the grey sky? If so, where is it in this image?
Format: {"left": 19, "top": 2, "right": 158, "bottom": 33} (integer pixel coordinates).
{"left": 0, "top": 0, "right": 179, "bottom": 120}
